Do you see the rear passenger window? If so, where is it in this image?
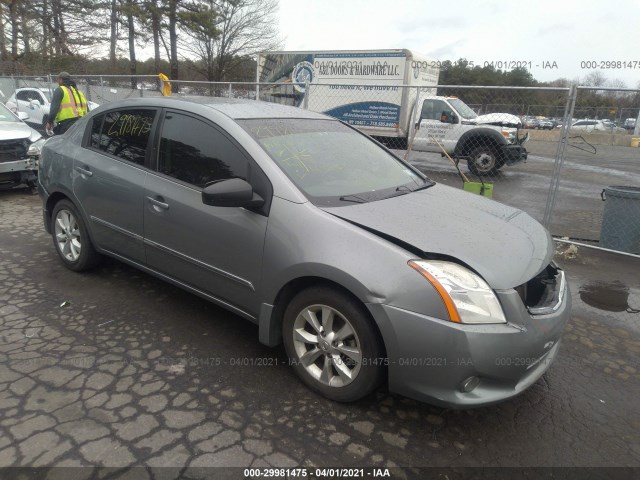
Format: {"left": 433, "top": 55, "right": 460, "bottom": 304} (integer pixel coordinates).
{"left": 90, "top": 109, "right": 156, "bottom": 166}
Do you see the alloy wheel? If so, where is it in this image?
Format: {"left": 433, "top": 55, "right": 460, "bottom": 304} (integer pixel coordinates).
{"left": 291, "top": 304, "right": 363, "bottom": 387}
{"left": 54, "top": 209, "right": 81, "bottom": 262}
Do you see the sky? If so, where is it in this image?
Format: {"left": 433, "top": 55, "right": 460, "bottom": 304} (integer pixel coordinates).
{"left": 277, "top": 0, "right": 640, "bottom": 88}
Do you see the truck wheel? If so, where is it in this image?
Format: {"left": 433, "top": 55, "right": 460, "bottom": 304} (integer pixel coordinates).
{"left": 283, "top": 286, "right": 385, "bottom": 402}
{"left": 467, "top": 146, "right": 503, "bottom": 176}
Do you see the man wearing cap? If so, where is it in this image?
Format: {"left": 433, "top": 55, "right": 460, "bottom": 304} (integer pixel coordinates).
{"left": 46, "top": 72, "right": 89, "bottom": 135}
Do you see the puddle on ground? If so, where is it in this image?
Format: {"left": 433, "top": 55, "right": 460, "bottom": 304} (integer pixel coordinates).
{"left": 579, "top": 280, "right": 639, "bottom": 313}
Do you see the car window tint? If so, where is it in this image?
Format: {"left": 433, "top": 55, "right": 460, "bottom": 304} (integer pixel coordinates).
{"left": 16, "top": 91, "right": 30, "bottom": 102}
{"left": 158, "top": 112, "right": 248, "bottom": 188}
{"left": 96, "top": 109, "right": 155, "bottom": 166}
{"left": 90, "top": 114, "right": 104, "bottom": 149}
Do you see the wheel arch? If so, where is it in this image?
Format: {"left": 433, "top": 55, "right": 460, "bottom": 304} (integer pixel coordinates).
{"left": 454, "top": 128, "right": 507, "bottom": 158}
{"left": 45, "top": 190, "right": 73, "bottom": 233}
{"left": 258, "top": 275, "right": 387, "bottom": 358}
{"left": 45, "top": 188, "right": 97, "bottom": 249}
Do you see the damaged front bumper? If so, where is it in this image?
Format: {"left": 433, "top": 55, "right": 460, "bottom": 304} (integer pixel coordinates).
{"left": 366, "top": 263, "right": 571, "bottom": 408}
{"left": 501, "top": 131, "right": 529, "bottom": 165}
{"left": 0, "top": 156, "right": 39, "bottom": 188}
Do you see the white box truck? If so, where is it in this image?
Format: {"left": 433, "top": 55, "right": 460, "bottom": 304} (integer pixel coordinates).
{"left": 257, "top": 49, "right": 439, "bottom": 140}
{"left": 257, "top": 49, "right": 528, "bottom": 175}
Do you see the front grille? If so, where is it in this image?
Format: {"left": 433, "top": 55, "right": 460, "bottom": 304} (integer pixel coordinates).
{"left": 515, "top": 264, "right": 561, "bottom": 309}
{"left": 0, "top": 139, "right": 28, "bottom": 163}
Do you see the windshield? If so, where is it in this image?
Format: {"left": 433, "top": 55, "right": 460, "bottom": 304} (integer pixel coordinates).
{"left": 240, "top": 119, "right": 431, "bottom": 207}
{"left": 448, "top": 98, "right": 477, "bottom": 120}
{"left": 0, "top": 103, "right": 20, "bottom": 123}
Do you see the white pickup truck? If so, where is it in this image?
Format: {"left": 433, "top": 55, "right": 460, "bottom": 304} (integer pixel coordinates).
{"left": 409, "top": 95, "right": 528, "bottom": 176}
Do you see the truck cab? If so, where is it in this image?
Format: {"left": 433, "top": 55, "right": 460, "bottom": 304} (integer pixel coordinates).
{"left": 410, "top": 95, "right": 528, "bottom": 176}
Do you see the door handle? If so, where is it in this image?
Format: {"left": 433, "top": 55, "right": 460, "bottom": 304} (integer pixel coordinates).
{"left": 74, "top": 166, "right": 93, "bottom": 177}
{"left": 146, "top": 196, "right": 169, "bottom": 210}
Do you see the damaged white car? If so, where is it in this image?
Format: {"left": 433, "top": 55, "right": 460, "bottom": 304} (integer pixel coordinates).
{"left": 0, "top": 102, "right": 45, "bottom": 192}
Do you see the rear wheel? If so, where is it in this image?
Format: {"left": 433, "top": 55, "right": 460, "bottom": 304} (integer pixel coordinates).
{"left": 466, "top": 145, "right": 503, "bottom": 176}
{"left": 283, "top": 286, "right": 385, "bottom": 402}
{"left": 51, "top": 199, "right": 101, "bottom": 271}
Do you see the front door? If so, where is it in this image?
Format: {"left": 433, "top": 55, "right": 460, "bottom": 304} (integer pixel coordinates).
{"left": 143, "top": 110, "right": 270, "bottom": 317}
{"left": 412, "top": 98, "right": 459, "bottom": 153}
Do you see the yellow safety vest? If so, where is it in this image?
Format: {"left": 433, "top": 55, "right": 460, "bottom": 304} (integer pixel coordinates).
{"left": 55, "top": 86, "right": 88, "bottom": 123}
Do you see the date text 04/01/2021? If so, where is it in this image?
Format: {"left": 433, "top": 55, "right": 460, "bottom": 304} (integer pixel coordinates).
{"left": 243, "top": 468, "right": 392, "bottom": 478}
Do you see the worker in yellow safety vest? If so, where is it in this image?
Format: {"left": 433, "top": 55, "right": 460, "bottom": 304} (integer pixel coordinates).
{"left": 46, "top": 72, "right": 89, "bottom": 135}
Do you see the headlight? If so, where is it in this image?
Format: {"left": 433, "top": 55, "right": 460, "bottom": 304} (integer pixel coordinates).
{"left": 27, "top": 138, "right": 46, "bottom": 156}
{"left": 408, "top": 260, "right": 507, "bottom": 324}
{"left": 501, "top": 128, "right": 516, "bottom": 141}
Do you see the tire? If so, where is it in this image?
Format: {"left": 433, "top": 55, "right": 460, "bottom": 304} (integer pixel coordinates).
{"left": 283, "top": 286, "right": 385, "bottom": 402}
{"left": 466, "top": 145, "right": 503, "bottom": 176}
{"left": 51, "top": 199, "right": 101, "bottom": 271}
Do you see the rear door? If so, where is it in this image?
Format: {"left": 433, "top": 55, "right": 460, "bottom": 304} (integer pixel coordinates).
{"left": 143, "top": 110, "right": 271, "bottom": 317}
{"left": 73, "top": 108, "right": 158, "bottom": 264}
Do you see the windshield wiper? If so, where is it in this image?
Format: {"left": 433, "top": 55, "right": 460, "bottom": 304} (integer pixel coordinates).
{"left": 382, "top": 181, "right": 435, "bottom": 200}
{"left": 339, "top": 194, "right": 368, "bottom": 203}
{"left": 410, "top": 181, "right": 435, "bottom": 192}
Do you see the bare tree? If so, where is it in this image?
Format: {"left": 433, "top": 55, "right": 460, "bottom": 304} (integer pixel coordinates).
{"left": 182, "top": 0, "right": 282, "bottom": 82}
{"left": 178, "top": 0, "right": 218, "bottom": 81}
{"left": 582, "top": 71, "right": 607, "bottom": 88}
{"left": 109, "top": 0, "right": 118, "bottom": 68}
{"left": 0, "top": 3, "right": 7, "bottom": 60}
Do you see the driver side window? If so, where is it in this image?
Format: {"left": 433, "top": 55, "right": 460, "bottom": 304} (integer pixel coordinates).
{"left": 420, "top": 100, "right": 449, "bottom": 121}
{"left": 158, "top": 112, "right": 249, "bottom": 188}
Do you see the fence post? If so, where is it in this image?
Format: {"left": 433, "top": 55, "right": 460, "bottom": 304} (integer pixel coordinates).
{"left": 100, "top": 76, "right": 104, "bottom": 104}
{"left": 228, "top": 83, "right": 233, "bottom": 98}
{"left": 85, "top": 76, "right": 92, "bottom": 103}
{"left": 302, "top": 80, "right": 310, "bottom": 109}
{"left": 47, "top": 74, "right": 53, "bottom": 101}
{"left": 542, "top": 85, "right": 578, "bottom": 229}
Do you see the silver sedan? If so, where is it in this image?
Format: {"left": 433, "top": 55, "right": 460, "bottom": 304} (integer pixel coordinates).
{"left": 37, "top": 97, "right": 571, "bottom": 407}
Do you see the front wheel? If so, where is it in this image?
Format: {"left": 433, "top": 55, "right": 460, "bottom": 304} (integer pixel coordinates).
{"left": 283, "top": 286, "right": 385, "bottom": 402}
{"left": 51, "top": 199, "right": 101, "bottom": 271}
{"left": 466, "top": 145, "right": 503, "bottom": 176}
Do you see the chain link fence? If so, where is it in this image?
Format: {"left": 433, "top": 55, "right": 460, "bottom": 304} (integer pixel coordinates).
{"left": 1, "top": 74, "right": 638, "bottom": 261}
{"left": 547, "top": 86, "right": 640, "bottom": 256}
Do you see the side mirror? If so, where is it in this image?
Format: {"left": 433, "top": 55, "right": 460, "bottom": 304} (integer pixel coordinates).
{"left": 202, "top": 178, "right": 264, "bottom": 208}
{"left": 29, "top": 99, "right": 40, "bottom": 107}
{"left": 17, "top": 111, "right": 29, "bottom": 121}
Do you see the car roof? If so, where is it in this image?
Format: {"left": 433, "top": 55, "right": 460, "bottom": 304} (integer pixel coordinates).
{"left": 103, "top": 96, "right": 331, "bottom": 121}
{"left": 16, "top": 87, "right": 50, "bottom": 92}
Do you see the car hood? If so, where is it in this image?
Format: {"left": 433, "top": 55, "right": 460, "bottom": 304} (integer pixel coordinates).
{"left": 473, "top": 113, "right": 522, "bottom": 128}
{"left": 322, "top": 184, "right": 553, "bottom": 289}
{"left": 0, "top": 121, "right": 32, "bottom": 141}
